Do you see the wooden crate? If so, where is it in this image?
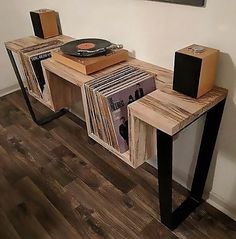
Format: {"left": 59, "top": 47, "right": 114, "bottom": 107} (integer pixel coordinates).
{"left": 39, "top": 56, "right": 228, "bottom": 169}
{"left": 42, "top": 68, "right": 83, "bottom": 112}
{"left": 5, "top": 35, "right": 73, "bottom": 110}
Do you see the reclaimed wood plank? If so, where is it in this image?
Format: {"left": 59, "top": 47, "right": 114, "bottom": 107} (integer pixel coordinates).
{"left": 43, "top": 68, "right": 82, "bottom": 112}
{"left": 5, "top": 35, "right": 73, "bottom": 53}
{"left": 141, "top": 218, "right": 178, "bottom": 239}
{"left": 64, "top": 179, "right": 140, "bottom": 239}
{"left": 129, "top": 112, "right": 156, "bottom": 168}
{"left": 0, "top": 210, "right": 21, "bottom": 239}
{"left": 15, "top": 177, "right": 83, "bottom": 239}
{"left": 50, "top": 125, "right": 136, "bottom": 193}
{"left": 7, "top": 202, "right": 52, "bottom": 239}
{"left": 129, "top": 86, "right": 227, "bottom": 136}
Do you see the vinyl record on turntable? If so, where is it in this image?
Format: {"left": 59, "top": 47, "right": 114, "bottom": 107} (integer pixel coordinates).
{"left": 60, "top": 38, "right": 123, "bottom": 57}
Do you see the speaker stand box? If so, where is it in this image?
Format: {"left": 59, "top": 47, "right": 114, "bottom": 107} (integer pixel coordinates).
{"left": 51, "top": 49, "right": 129, "bottom": 75}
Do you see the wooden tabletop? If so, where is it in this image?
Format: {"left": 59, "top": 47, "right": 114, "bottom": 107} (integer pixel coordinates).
{"left": 5, "top": 35, "right": 73, "bottom": 53}
{"left": 128, "top": 86, "right": 227, "bottom": 136}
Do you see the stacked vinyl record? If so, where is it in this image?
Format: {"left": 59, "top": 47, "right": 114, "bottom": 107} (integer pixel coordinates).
{"left": 84, "top": 65, "right": 156, "bottom": 153}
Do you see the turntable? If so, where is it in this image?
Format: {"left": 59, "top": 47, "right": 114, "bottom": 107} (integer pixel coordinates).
{"left": 52, "top": 38, "right": 129, "bottom": 75}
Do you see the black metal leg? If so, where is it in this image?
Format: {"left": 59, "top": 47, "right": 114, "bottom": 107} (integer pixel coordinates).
{"left": 6, "top": 48, "right": 66, "bottom": 125}
{"left": 157, "top": 99, "right": 226, "bottom": 230}
{"left": 190, "top": 99, "right": 226, "bottom": 201}
{"left": 157, "top": 130, "right": 173, "bottom": 228}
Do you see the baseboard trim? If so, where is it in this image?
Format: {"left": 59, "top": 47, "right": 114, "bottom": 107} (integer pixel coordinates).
{"left": 207, "top": 192, "right": 236, "bottom": 221}
{"left": 176, "top": 177, "right": 236, "bottom": 221}
{"left": 0, "top": 84, "right": 20, "bottom": 97}
{"left": 173, "top": 173, "right": 236, "bottom": 221}
{"left": 148, "top": 160, "right": 236, "bottom": 221}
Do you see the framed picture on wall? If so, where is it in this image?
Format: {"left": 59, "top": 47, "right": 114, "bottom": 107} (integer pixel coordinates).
{"left": 153, "top": 0, "right": 205, "bottom": 7}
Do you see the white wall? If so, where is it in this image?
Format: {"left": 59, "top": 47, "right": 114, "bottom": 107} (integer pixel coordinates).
{"left": 1, "top": 0, "right": 236, "bottom": 220}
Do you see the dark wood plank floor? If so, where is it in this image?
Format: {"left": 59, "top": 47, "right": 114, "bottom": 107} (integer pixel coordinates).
{"left": 0, "top": 90, "right": 235, "bottom": 239}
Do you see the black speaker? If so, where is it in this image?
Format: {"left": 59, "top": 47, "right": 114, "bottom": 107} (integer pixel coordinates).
{"left": 30, "top": 9, "right": 59, "bottom": 39}
{"left": 173, "top": 44, "right": 219, "bottom": 98}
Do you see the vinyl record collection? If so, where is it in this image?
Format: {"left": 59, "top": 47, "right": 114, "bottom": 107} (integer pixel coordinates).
{"left": 84, "top": 65, "right": 156, "bottom": 153}
{"left": 20, "top": 40, "right": 64, "bottom": 100}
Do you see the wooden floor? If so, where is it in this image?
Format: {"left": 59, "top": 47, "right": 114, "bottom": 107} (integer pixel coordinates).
{"left": 0, "top": 90, "right": 235, "bottom": 239}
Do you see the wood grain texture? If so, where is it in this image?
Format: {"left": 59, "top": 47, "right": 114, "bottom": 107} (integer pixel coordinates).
{"left": 42, "top": 59, "right": 94, "bottom": 87}
{"left": 42, "top": 57, "right": 173, "bottom": 88}
{"left": 43, "top": 69, "right": 82, "bottom": 112}
{"left": 198, "top": 51, "right": 219, "bottom": 97}
{"left": 0, "top": 91, "right": 235, "bottom": 239}
{"left": 129, "top": 86, "right": 227, "bottom": 136}
{"left": 89, "top": 133, "right": 131, "bottom": 167}
{"left": 129, "top": 114, "right": 156, "bottom": 168}
{"left": 128, "top": 85, "right": 227, "bottom": 166}
{"left": 39, "top": 10, "right": 59, "bottom": 39}
{"left": 51, "top": 49, "right": 129, "bottom": 75}
{"left": 5, "top": 35, "right": 73, "bottom": 53}
{"left": 0, "top": 209, "right": 21, "bottom": 239}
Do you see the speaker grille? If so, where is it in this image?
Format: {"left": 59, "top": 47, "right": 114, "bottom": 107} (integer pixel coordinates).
{"left": 173, "top": 52, "right": 202, "bottom": 98}
{"left": 30, "top": 12, "right": 44, "bottom": 38}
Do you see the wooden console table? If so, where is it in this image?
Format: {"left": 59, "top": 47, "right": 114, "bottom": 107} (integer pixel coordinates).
{"left": 5, "top": 35, "right": 227, "bottom": 230}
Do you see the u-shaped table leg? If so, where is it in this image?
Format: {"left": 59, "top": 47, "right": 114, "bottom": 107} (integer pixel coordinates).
{"left": 157, "top": 99, "right": 226, "bottom": 230}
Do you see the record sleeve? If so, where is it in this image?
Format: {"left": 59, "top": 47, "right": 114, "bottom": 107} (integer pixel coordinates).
{"left": 84, "top": 65, "right": 157, "bottom": 153}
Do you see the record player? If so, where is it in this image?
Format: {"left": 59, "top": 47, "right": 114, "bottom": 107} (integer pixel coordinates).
{"left": 61, "top": 38, "right": 123, "bottom": 57}
{"left": 52, "top": 38, "right": 128, "bottom": 75}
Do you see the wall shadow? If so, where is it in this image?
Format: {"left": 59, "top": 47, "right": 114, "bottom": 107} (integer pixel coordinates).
{"left": 204, "top": 52, "right": 236, "bottom": 196}
{"left": 55, "top": 11, "right": 63, "bottom": 35}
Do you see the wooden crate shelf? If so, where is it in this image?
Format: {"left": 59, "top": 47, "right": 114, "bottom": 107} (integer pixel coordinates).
{"left": 5, "top": 35, "right": 228, "bottom": 168}
{"left": 42, "top": 68, "right": 83, "bottom": 112}
{"left": 128, "top": 86, "right": 227, "bottom": 167}
{"left": 28, "top": 89, "right": 54, "bottom": 110}
{"left": 5, "top": 35, "right": 74, "bottom": 111}
{"left": 43, "top": 57, "right": 227, "bottom": 168}
{"left": 5, "top": 35, "right": 73, "bottom": 54}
